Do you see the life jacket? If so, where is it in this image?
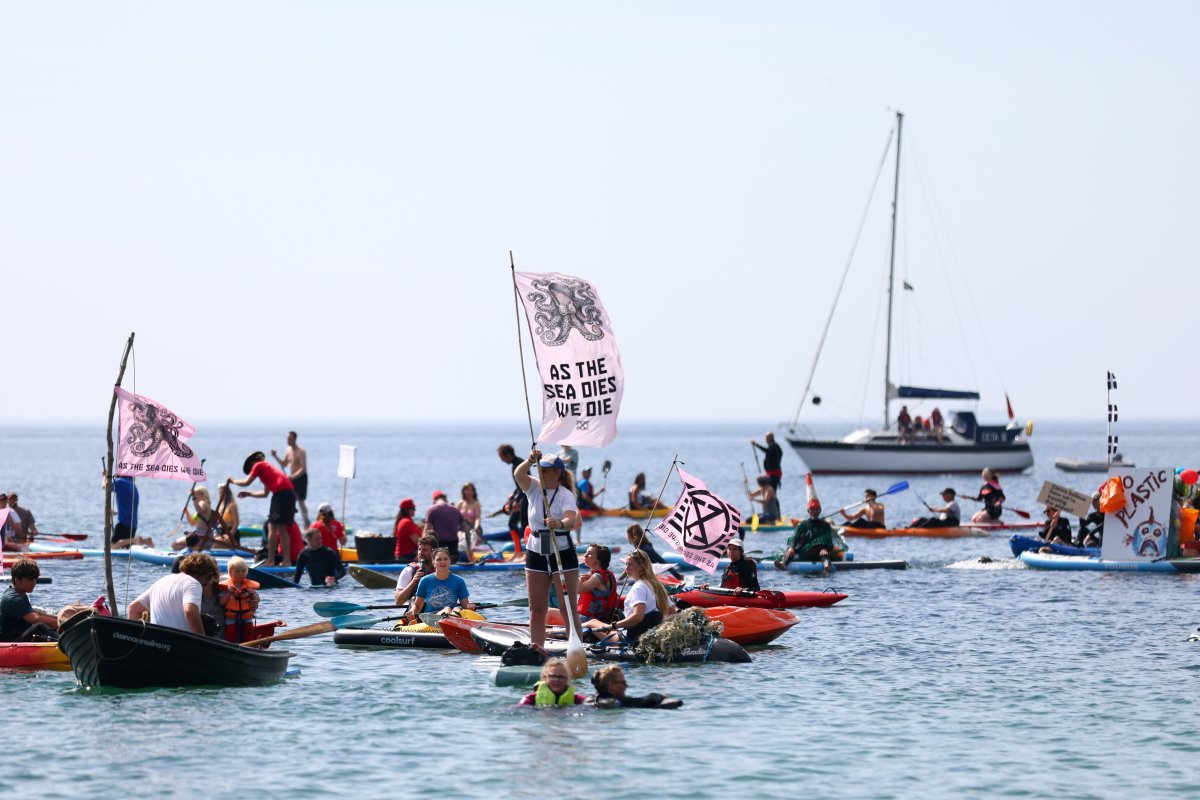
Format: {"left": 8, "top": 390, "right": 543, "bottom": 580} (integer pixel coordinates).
{"left": 533, "top": 681, "right": 575, "bottom": 706}
{"left": 578, "top": 568, "right": 619, "bottom": 622}
{"left": 721, "top": 563, "right": 743, "bottom": 590}
{"left": 219, "top": 576, "right": 260, "bottom": 622}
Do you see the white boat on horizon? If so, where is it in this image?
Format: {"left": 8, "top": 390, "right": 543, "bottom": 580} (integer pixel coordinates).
{"left": 784, "top": 112, "right": 1033, "bottom": 476}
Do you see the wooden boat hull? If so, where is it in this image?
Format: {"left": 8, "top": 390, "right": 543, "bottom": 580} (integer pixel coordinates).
{"left": 58, "top": 612, "right": 291, "bottom": 689}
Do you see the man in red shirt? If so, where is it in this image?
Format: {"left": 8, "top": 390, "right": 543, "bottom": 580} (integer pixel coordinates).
{"left": 228, "top": 451, "right": 298, "bottom": 566}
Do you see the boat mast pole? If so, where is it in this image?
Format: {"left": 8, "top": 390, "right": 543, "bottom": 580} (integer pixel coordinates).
{"left": 104, "top": 332, "right": 136, "bottom": 617}
{"left": 883, "top": 111, "right": 903, "bottom": 430}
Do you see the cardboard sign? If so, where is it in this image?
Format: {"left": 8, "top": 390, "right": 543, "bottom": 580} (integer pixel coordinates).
{"left": 337, "top": 445, "right": 357, "bottom": 480}
{"left": 1036, "top": 481, "right": 1093, "bottom": 517}
{"left": 1100, "top": 467, "right": 1173, "bottom": 562}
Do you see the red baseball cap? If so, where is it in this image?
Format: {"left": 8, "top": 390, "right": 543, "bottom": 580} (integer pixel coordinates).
{"left": 432, "top": 490, "right": 447, "bottom": 502}
{"left": 400, "top": 498, "right": 416, "bottom": 511}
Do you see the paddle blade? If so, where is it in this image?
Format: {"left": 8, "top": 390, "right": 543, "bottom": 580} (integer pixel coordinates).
{"left": 751, "top": 514, "right": 759, "bottom": 533}
{"left": 565, "top": 628, "right": 588, "bottom": 679}
{"left": 328, "top": 613, "right": 380, "bottom": 630}
{"left": 45, "top": 533, "right": 89, "bottom": 541}
{"left": 1011, "top": 508, "right": 1031, "bottom": 519}
{"left": 884, "top": 481, "right": 909, "bottom": 496}
{"left": 496, "top": 597, "right": 530, "bottom": 607}
{"left": 313, "top": 601, "right": 366, "bottom": 617}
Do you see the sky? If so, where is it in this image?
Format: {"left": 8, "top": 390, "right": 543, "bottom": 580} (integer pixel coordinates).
{"left": 2, "top": 2, "right": 1197, "bottom": 430}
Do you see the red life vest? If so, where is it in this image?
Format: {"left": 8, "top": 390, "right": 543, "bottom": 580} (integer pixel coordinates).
{"left": 577, "top": 567, "right": 619, "bottom": 622}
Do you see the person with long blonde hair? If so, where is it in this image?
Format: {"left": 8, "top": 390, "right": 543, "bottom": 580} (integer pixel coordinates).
{"left": 584, "top": 549, "right": 673, "bottom": 645}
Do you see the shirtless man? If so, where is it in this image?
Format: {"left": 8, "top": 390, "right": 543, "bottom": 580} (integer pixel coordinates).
{"left": 272, "top": 431, "right": 309, "bottom": 527}
{"left": 839, "top": 488, "right": 886, "bottom": 529}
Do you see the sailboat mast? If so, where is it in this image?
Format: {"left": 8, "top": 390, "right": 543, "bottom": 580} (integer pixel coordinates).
{"left": 883, "top": 111, "right": 903, "bottom": 429}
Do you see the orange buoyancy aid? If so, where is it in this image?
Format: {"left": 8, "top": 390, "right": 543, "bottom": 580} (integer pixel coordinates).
{"left": 219, "top": 576, "right": 261, "bottom": 622}
{"left": 577, "top": 567, "right": 619, "bottom": 622}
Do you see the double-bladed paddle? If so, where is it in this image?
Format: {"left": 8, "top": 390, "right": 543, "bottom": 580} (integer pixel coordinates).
{"left": 825, "top": 480, "right": 910, "bottom": 522}
{"left": 40, "top": 533, "right": 90, "bottom": 542}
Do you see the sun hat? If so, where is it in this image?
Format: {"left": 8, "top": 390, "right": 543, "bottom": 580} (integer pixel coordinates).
{"left": 726, "top": 538, "right": 745, "bottom": 550}
{"left": 242, "top": 451, "right": 265, "bottom": 475}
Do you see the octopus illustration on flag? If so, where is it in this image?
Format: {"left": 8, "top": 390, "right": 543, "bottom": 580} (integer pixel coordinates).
{"left": 114, "top": 386, "right": 207, "bottom": 482}
{"left": 653, "top": 468, "right": 742, "bottom": 574}
{"left": 514, "top": 271, "right": 624, "bottom": 449}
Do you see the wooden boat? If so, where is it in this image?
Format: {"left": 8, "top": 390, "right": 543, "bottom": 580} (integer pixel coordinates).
{"left": 783, "top": 113, "right": 1033, "bottom": 475}
{"left": 57, "top": 611, "right": 291, "bottom": 689}
{"left": 840, "top": 521, "right": 1041, "bottom": 539}
{"left": 0, "top": 641, "right": 70, "bottom": 670}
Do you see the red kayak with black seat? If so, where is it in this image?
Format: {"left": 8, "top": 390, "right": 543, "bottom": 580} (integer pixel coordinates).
{"left": 673, "top": 586, "right": 847, "bottom": 609}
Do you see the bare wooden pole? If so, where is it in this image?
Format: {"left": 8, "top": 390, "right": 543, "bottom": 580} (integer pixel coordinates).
{"left": 104, "top": 332, "right": 136, "bottom": 616}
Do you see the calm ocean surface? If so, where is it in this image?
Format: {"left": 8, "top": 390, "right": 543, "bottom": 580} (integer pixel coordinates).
{"left": 2, "top": 420, "right": 1199, "bottom": 799}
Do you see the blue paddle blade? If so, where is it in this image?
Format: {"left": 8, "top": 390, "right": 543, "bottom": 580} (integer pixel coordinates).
{"left": 885, "top": 481, "right": 910, "bottom": 495}
{"left": 327, "top": 613, "right": 379, "bottom": 629}
{"left": 313, "top": 601, "right": 365, "bottom": 617}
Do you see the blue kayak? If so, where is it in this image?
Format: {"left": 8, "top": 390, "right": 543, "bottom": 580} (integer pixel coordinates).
{"left": 1008, "top": 535, "right": 1099, "bottom": 559}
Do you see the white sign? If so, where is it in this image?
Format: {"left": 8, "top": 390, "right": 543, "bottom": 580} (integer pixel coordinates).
{"left": 337, "top": 445, "right": 357, "bottom": 480}
{"left": 1036, "top": 481, "right": 1093, "bottom": 517}
{"left": 1100, "top": 467, "right": 1173, "bottom": 562}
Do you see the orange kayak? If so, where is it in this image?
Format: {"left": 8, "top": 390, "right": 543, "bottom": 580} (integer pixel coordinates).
{"left": 579, "top": 506, "right": 673, "bottom": 520}
{"left": 3, "top": 550, "right": 83, "bottom": 563}
{"left": 0, "top": 641, "right": 70, "bottom": 670}
{"left": 703, "top": 606, "right": 799, "bottom": 646}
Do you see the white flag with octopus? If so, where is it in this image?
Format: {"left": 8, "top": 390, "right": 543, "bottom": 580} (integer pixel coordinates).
{"left": 114, "top": 387, "right": 207, "bottom": 482}
{"left": 514, "top": 271, "right": 624, "bottom": 448}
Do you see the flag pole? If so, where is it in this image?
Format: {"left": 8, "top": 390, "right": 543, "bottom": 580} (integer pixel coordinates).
{"left": 341, "top": 477, "right": 348, "bottom": 532}
{"left": 104, "top": 332, "right": 136, "bottom": 616}
{"left": 510, "top": 252, "right": 587, "bottom": 677}
{"left": 622, "top": 456, "right": 680, "bottom": 597}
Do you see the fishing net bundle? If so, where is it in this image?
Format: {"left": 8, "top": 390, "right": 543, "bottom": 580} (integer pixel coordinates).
{"left": 634, "top": 607, "right": 723, "bottom": 664}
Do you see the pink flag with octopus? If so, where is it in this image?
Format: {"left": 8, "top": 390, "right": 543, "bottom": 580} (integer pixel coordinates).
{"left": 114, "top": 387, "right": 207, "bottom": 482}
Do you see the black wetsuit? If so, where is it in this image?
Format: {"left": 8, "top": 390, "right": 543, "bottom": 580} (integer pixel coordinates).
{"left": 1077, "top": 511, "right": 1104, "bottom": 546}
{"left": 754, "top": 441, "right": 784, "bottom": 490}
{"left": 721, "top": 558, "right": 760, "bottom": 591}
{"left": 1040, "top": 517, "right": 1074, "bottom": 543}
{"left": 293, "top": 545, "right": 346, "bottom": 586}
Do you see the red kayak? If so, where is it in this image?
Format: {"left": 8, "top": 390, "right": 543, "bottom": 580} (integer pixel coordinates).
{"left": 674, "top": 587, "right": 846, "bottom": 609}
{"left": 2, "top": 550, "right": 83, "bottom": 563}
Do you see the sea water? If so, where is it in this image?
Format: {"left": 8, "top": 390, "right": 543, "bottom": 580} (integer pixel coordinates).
{"left": 2, "top": 420, "right": 1199, "bottom": 799}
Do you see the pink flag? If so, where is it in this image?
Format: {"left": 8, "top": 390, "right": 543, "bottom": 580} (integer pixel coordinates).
{"left": 514, "top": 271, "right": 624, "bottom": 449}
{"left": 114, "top": 387, "right": 207, "bottom": 482}
{"left": 653, "top": 468, "right": 742, "bottom": 574}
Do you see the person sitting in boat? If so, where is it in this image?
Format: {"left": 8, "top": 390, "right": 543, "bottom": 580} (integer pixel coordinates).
{"left": 583, "top": 549, "right": 673, "bottom": 646}
{"left": 404, "top": 547, "right": 475, "bottom": 623}
{"left": 778, "top": 499, "right": 840, "bottom": 566}
{"left": 0, "top": 558, "right": 59, "bottom": 642}
{"left": 311, "top": 502, "right": 348, "bottom": 550}
{"left": 577, "top": 543, "right": 620, "bottom": 623}
{"left": 4, "top": 491, "right": 37, "bottom": 543}
{"left": 1038, "top": 505, "right": 1073, "bottom": 547}
{"left": 216, "top": 483, "right": 240, "bottom": 548}
{"left": 967, "top": 468, "right": 1006, "bottom": 523}
{"left": 839, "top": 488, "right": 886, "bottom": 529}
{"left": 219, "top": 556, "right": 261, "bottom": 643}
{"left": 897, "top": 405, "right": 914, "bottom": 445}
{"left": 721, "top": 538, "right": 760, "bottom": 592}
{"left": 0, "top": 493, "right": 23, "bottom": 551}
{"left": 394, "top": 535, "right": 437, "bottom": 606}
{"left": 129, "top": 553, "right": 221, "bottom": 635}
{"left": 576, "top": 467, "right": 604, "bottom": 512}
{"left": 519, "top": 659, "right": 589, "bottom": 707}
{"left": 1077, "top": 492, "right": 1105, "bottom": 548}
{"left": 912, "top": 488, "right": 961, "bottom": 528}
{"left": 625, "top": 524, "right": 666, "bottom": 564}
{"left": 748, "top": 476, "right": 781, "bottom": 524}
{"left": 292, "top": 527, "right": 346, "bottom": 587}
{"left": 930, "top": 407, "right": 945, "bottom": 444}
{"left": 629, "top": 473, "right": 657, "bottom": 511}
{"left": 589, "top": 665, "right": 683, "bottom": 709}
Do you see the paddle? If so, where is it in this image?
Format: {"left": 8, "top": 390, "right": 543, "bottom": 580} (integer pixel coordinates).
{"left": 39, "top": 533, "right": 89, "bottom": 542}
{"left": 599, "top": 459, "right": 611, "bottom": 506}
{"left": 313, "top": 600, "right": 504, "bottom": 617}
{"left": 241, "top": 613, "right": 375, "bottom": 647}
{"left": 958, "top": 494, "right": 1032, "bottom": 520}
{"left": 825, "top": 480, "right": 909, "bottom": 523}
{"left": 740, "top": 462, "right": 759, "bottom": 531}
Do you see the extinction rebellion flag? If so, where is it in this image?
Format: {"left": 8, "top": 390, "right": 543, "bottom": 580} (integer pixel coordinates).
{"left": 114, "top": 387, "right": 207, "bottom": 482}
{"left": 653, "top": 469, "right": 742, "bottom": 573}
{"left": 514, "top": 271, "right": 624, "bottom": 448}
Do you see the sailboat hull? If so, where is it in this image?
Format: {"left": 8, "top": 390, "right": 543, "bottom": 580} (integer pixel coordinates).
{"left": 786, "top": 438, "right": 1033, "bottom": 475}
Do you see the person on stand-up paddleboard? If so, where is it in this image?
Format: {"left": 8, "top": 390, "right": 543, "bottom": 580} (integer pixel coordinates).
{"left": 497, "top": 444, "right": 528, "bottom": 550}
{"left": 751, "top": 432, "right": 783, "bottom": 491}
{"left": 228, "top": 451, "right": 298, "bottom": 567}
{"left": 515, "top": 450, "right": 580, "bottom": 655}
{"left": 271, "top": 431, "right": 310, "bottom": 528}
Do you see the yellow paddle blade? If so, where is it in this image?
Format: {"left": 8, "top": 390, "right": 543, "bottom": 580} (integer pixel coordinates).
{"left": 460, "top": 609, "right": 486, "bottom": 620}
{"left": 751, "top": 513, "right": 759, "bottom": 532}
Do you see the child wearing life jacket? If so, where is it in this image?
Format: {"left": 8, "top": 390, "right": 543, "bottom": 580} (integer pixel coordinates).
{"left": 218, "top": 557, "right": 261, "bottom": 644}
{"left": 518, "top": 660, "right": 589, "bottom": 707}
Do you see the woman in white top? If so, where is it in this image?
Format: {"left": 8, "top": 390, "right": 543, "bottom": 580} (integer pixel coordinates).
{"left": 515, "top": 449, "right": 580, "bottom": 653}
{"left": 584, "top": 549, "right": 674, "bottom": 645}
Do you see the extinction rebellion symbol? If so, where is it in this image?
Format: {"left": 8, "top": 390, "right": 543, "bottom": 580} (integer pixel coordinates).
{"left": 678, "top": 487, "right": 740, "bottom": 556}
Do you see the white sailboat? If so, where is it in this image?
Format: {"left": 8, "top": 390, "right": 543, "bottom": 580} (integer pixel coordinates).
{"left": 785, "top": 112, "right": 1033, "bottom": 475}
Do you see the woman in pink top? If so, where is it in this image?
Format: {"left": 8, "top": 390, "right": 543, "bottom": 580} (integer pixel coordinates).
{"left": 457, "top": 482, "right": 483, "bottom": 552}
{"left": 228, "top": 451, "right": 298, "bottom": 566}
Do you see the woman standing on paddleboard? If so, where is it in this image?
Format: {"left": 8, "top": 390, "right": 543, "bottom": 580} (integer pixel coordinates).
{"left": 515, "top": 450, "right": 580, "bottom": 654}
